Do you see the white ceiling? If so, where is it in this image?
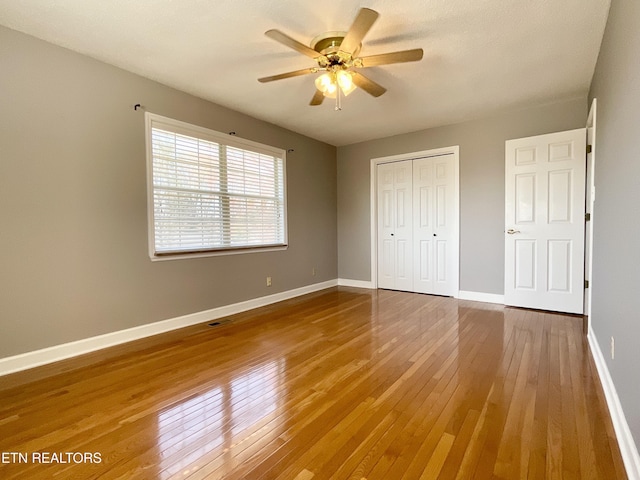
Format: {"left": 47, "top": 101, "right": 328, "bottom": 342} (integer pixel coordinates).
{"left": 0, "top": 0, "right": 611, "bottom": 146}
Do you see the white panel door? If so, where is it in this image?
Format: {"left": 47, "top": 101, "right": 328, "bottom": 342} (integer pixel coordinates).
{"left": 377, "top": 160, "right": 413, "bottom": 291}
{"left": 413, "top": 154, "right": 457, "bottom": 296}
{"left": 505, "top": 128, "right": 586, "bottom": 313}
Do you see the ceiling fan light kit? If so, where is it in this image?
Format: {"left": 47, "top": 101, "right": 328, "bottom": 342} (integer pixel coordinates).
{"left": 259, "top": 8, "right": 424, "bottom": 111}
{"left": 316, "top": 70, "right": 356, "bottom": 95}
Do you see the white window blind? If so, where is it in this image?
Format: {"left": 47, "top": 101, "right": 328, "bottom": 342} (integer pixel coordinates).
{"left": 146, "top": 113, "right": 287, "bottom": 257}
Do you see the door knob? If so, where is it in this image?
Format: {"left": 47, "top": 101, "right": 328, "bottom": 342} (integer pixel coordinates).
{"left": 506, "top": 229, "right": 521, "bottom": 234}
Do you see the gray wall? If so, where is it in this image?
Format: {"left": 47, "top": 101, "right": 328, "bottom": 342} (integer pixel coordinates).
{"left": 589, "top": 0, "right": 640, "bottom": 448}
{"left": 337, "top": 98, "right": 587, "bottom": 293}
{"left": 0, "top": 26, "right": 337, "bottom": 358}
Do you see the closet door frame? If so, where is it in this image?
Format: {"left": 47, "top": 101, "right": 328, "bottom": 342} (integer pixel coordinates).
{"left": 370, "top": 146, "right": 460, "bottom": 295}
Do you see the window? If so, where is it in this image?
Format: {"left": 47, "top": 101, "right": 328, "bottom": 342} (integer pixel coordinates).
{"left": 145, "top": 113, "right": 287, "bottom": 259}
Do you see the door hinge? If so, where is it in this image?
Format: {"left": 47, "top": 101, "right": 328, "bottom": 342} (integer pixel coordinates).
{"left": 585, "top": 213, "right": 591, "bottom": 221}
{"left": 586, "top": 144, "right": 593, "bottom": 154}
{"left": 585, "top": 280, "right": 590, "bottom": 289}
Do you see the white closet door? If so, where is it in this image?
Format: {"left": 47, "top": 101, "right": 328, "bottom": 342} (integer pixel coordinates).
{"left": 377, "top": 160, "right": 413, "bottom": 291}
{"left": 413, "top": 154, "right": 457, "bottom": 296}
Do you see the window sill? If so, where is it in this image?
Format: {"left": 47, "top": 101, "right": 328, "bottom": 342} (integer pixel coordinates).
{"left": 149, "top": 244, "right": 288, "bottom": 261}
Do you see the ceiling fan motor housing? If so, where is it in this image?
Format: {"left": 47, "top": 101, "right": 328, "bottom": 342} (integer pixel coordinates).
{"left": 311, "top": 31, "right": 361, "bottom": 67}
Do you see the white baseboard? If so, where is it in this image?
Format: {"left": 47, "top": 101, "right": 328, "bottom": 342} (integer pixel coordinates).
{"left": 0, "top": 279, "right": 338, "bottom": 377}
{"left": 588, "top": 327, "right": 640, "bottom": 480}
{"left": 338, "top": 278, "right": 375, "bottom": 289}
{"left": 457, "top": 290, "right": 505, "bottom": 304}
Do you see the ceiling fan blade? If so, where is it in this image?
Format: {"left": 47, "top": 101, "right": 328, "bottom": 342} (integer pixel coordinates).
{"left": 358, "top": 48, "right": 424, "bottom": 67}
{"left": 310, "top": 89, "right": 325, "bottom": 106}
{"left": 258, "top": 68, "right": 318, "bottom": 83}
{"left": 352, "top": 72, "right": 387, "bottom": 97}
{"left": 340, "top": 8, "right": 379, "bottom": 55}
{"left": 265, "top": 29, "right": 321, "bottom": 59}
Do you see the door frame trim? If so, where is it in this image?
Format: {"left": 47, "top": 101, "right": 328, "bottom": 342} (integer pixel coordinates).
{"left": 585, "top": 98, "right": 597, "bottom": 322}
{"left": 370, "top": 146, "right": 460, "bottom": 293}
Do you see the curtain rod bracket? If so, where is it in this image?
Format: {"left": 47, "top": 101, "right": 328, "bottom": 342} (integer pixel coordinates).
{"left": 134, "top": 104, "right": 142, "bottom": 111}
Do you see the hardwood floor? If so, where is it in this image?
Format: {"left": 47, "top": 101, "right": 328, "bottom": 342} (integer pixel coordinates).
{"left": 0, "top": 287, "right": 627, "bottom": 479}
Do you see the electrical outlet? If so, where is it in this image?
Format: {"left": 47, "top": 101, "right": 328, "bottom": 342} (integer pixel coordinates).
{"left": 611, "top": 336, "right": 615, "bottom": 360}
{"left": 266, "top": 276, "right": 272, "bottom": 287}
{"left": 312, "top": 267, "right": 316, "bottom": 276}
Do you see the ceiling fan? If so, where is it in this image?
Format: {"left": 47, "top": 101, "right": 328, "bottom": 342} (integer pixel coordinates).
{"left": 258, "top": 8, "right": 424, "bottom": 109}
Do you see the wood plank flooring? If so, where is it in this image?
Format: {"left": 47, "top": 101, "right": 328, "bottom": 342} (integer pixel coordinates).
{"left": 0, "top": 287, "right": 627, "bottom": 479}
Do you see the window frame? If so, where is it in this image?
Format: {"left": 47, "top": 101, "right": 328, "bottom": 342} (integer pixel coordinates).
{"left": 145, "top": 112, "right": 288, "bottom": 261}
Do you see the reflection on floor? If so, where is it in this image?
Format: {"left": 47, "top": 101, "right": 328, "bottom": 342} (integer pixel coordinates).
{"left": 158, "top": 360, "right": 284, "bottom": 478}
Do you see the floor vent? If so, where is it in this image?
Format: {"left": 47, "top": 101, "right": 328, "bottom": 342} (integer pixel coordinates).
{"left": 208, "top": 319, "right": 231, "bottom": 327}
